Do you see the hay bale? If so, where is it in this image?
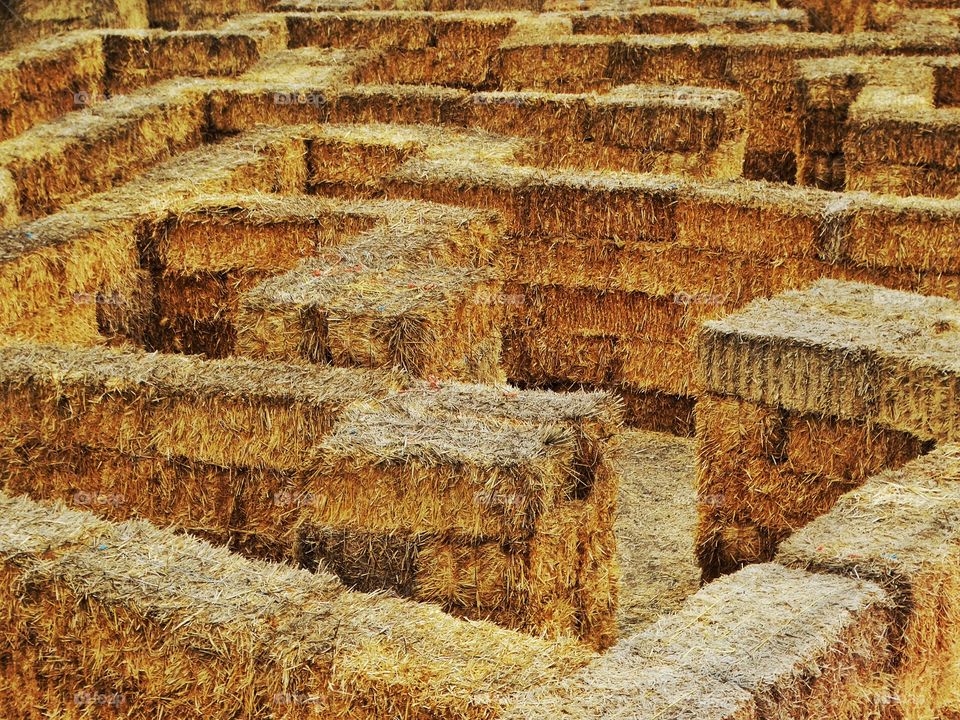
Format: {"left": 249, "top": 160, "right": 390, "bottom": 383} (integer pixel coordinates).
{"left": 823, "top": 193, "right": 960, "bottom": 274}
{"left": 0, "top": 78, "right": 209, "bottom": 219}
{"left": 0, "top": 32, "right": 105, "bottom": 142}
{"left": 237, "top": 259, "right": 503, "bottom": 382}
{"left": 571, "top": 7, "right": 809, "bottom": 35}
{"left": 278, "top": 403, "right": 578, "bottom": 541}
{"left": 505, "top": 563, "right": 894, "bottom": 719}
{"left": 779, "top": 444, "right": 960, "bottom": 718}
{"left": 616, "top": 387, "right": 696, "bottom": 435}
{"left": 0, "top": 343, "right": 402, "bottom": 470}
{"left": 0, "top": 444, "right": 241, "bottom": 546}
{"left": 382, "top": 376, "right": 623, "bottom": 478}
{"left": 146, "top": 0, "right": 267, "bottom": 30}
{"left": 698, "top": 279, "right": 960, "bottom": 440}
{"left": 146, "top": 193, "right": 383, "bottom": 273}
{"left": 0, "top": 491, "right": 593, "bottom": 719}
{"left": 0, "top": 0, "right": 147, "bottom": 50}
{"left": 934, "top": 56, "right": 960, "bottom": 107}
{"left": 306, "top": 123, "right": 435, "bottom": 192}
{"left": 495, "top": 35, "right": 614, "bottom": 93}
{"left": 239, "top": 401, "right": 619, "bottom": 647}
{"left": 459, "top": 85, "right": 745, "bottom": 177}
{"left": 286, "top": 11, "right": 516, "bottom": 50}
{"left": 676, "top": 181, "right": 831, "bottom": 259}
{"left": 101, "top": 19, "right": 286, "bottom": 95}
{"left": 695, "top": 393, "right": 928, "bottom": 580}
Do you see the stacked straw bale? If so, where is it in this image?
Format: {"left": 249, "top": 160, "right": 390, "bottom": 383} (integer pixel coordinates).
{"left": 0, "top": 0, "right": 147, "bottom": 50}
{"left": 0, "top": 492, "right": 594, "bottom": 719}
{"left": 0, "top": 342, "right": 619, "bottom": 647}
{"left": 262, "top": 402, "right": 619, "bottom": 649}
{"left": 455, "top": 85, "right": 747, "bottom": 177}
{"left": 238, "top": 258, "right": 504, "bottom": 381}
{"left": 234, "top": 193, "right": 506, "bottom": 383}
{"left": 504, "top": 563, "right": 895, "bottom": 719}
{"left": 698, "top": 279, "right": 960, "bottom": 439}
{"left": 934, "top": 56, "right": 960, "bottom": 106}
{"left": 142, "top": 193, "right": 388, "bottom": 358}
{"left": 0, "top": 343, "right": 400, "bottom": 470}
{"left": 695, "top": 279, "right": 960, "bottom": 578}
{"left": 494, "top": 28, "right": 960, "bottom": 182}
{"left": 0, "top": 78, "right": 210, "bottom": 219}
{"left": 779, "top": 444, "right": 960, "bottom": 719}
{"left": 147, "top": 0, "right": 268, "bottom": 31}
{"left": 0, "top": 491, "right": 911, "bottom": 718}
{"left": 102, "top": 15, "right": 288, "bottom": 94}
{"left": 569, "top": 6, "right": 809, "bottom": 35}
{"left": 695, "top": 392, "right": 929, "bottom": 580}
{"left": 285, "top": 10, "right": 517, "bottom": 51}
{"left": 0, "top": 126, "right": 312, "bottom": 346}
{"left": 0, "top": 32, "right": 104, "bottom": 142}
{"left": 845, "top": 90, "right": 960, "bottom": 198}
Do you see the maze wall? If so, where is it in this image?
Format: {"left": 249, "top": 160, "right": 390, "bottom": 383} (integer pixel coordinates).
{"left": 1, "top": 0, "right": 960, "bottom": 717}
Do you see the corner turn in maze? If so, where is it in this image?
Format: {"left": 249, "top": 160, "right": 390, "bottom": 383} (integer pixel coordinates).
{"left": 0, "top": 0, "right": 959, "bottom": 718}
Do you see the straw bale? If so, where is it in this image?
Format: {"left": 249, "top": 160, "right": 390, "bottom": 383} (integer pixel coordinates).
{"left": 308, "top": 125, "right": 428, "bottom": 192}
{"left": 0, "top": 78, "right": 209, "bottom": 219}
{"left": 571, "top": 7, "right": 808, "bottom": 34}
{"left": 148, "top": 193, "right": 382, "bottom": 273}
{"left": 0, "top": 209, "right": 141, "bottom": 325}
{"left": 331, "top": 84, "right": 467, "bottom": 126}
{"left": 619, "top": 339, "right": 695, "bottom": 396}
{"left": 288, "top": 404, "right": 577, "bottom": 540}
{"left": 782, "top": 411, "right": 930, "bottom": 480}
{"left": 297, "top": 525, "right": 419, "bottom": 594}
{"left": 526, "top": 171, "right": 677, "bottom": 242}
{"left": 237, "top": 259, "right": 503, "bottom": 382}
{"left": 845, "top": 106, "right": 960, "bottom": 168}
{"left": 846, "top": 159, "right": 960, "bottom": 199}
{"left": 797, "top": 151, "right": 847, "bottom": 190}
{"left": 287, "top": 11, "right": 434, "bottom": 49}
{"left": 153, "top": 270, "right": 269, "bottom": 319}
{"left": 505, "top": 563, "right": 894, "bottom": 720}
{"left": 459, "top": 84, "right": 744, "bottom": 174}
{"left": 383, "top": 376, "right": 622, "bottom": 474}
{"left": 0, "top": 1, "right": 147, "bottom": 50}
{"left": 0, "top": 444, "right": 239, "bottom": 545}
{"left": 0, "top": 492, "right": 593, "bottom": 719}
{"left": 935, "top": 57, "right": 960, "bottom": 106}
{"left": 779, "top": 444, "right": 960, "bottom": 718}
{"left": 516, "top": 329, "right": 619, "bottom": 386}
{"left": 101, "top": 28, "right": 267, "bottom": 94}
{"left": 0, "top": 296, "right": 102, "bottom": 346}
{"left": 147, "top": 0, "right": 266, "bottom": 30}
{"left": 0, "top": 32, "right": 104, "bottom": 141}
{"left": 286, "top": 11, "right": 516, "bottom": 50}
{"left": 697, "top": 279, "right": 960, "bottom": 440}
{"left": 0, "top": 169, "right": 16, "bottom": 228}
{"left": 0, "top": 343, "right": 401, "bottom": 469}
{"left": 615, "top": 386, "right": 695, "bottom": 435}
{"left": 824, "top": 193, "right": 960, "bottom": 272}
{"left": 497, "top": 236, "right": 773, "bottom": 297}
{"left": 356, "top": 46, "right": 496, "bottom": 87}
{"left": 676, "top": 180, "right": 830, "bottom": 259}
{"left": 386, "top": 158, "right": 543, "bottom": 229}
{"left": 495, "top": 36, "right": 614, "bottom": 93}
{"left": 387, "top": 159, "right": 681, "bottom": 247}
{"left": 694, "top": 394, "right": 930, "bottom": 579}
{"left": 146, "top": 315, "right": 236, "bottom": 358}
